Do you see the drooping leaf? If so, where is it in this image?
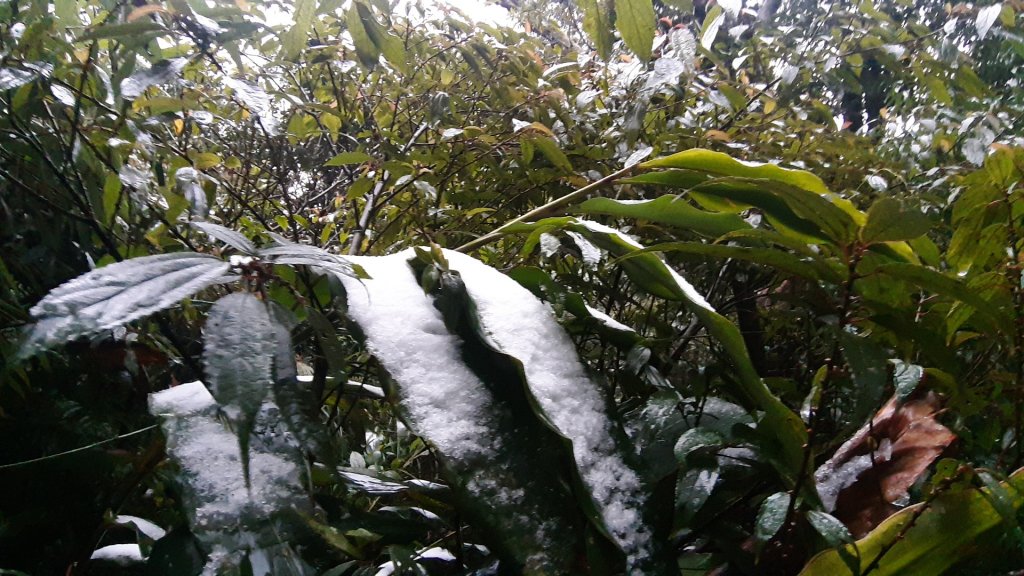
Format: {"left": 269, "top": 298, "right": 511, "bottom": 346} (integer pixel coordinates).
{"left": 576, "top": 0, "right": 615, "bottom": 59}
{"left": 526, "top": 136, "right": 573, "bottom": 173}
{"left": 873, "top": 263, "right": 1012, "bottom": 337}
{"left": 355, "top": 1, "right": 408, "bottom": 73}
{"left": 203, "top": 292, "right": 277, "bottom": 487}
{"left": 22, "top": 253, "right": 234, "bottom": 358}
{"left": 191, "top": 222, "right": 257, "bottom": 254}
{"left": 814, "top": 390, "right": 957, "bottom": 538}
{"left": 347, "top": 2, "right": 381, "bottom": 68}
{"left": 801, "top": 468, "right": 1024, "bottom": 576}
{"left": 839, "top": 331, "right": 889, "bottom": 428}
{"left": 120, "top": 58, "right": 188, "bottom": 100}
{"left": 577, "top": 195, "right": 750, "bottom": 238}
{"left": 614, "top": 0, "right": 655, "bottom": 61}
{"left": 569, "top": 220, "right": 807, "bottom": 479}
{"left": 623, "top": 241, "right": 843, "bottom": 283}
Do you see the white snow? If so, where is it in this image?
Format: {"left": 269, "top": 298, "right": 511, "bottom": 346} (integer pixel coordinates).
{"left": 584, "top": 304, "right": 634, "bottom": 333}
{"left": 148, "top": 380, "right": 215, "bottom": 415}
{"left": 114, "top": 515, "right": 167, "bottom": 541}
{"left": 339, "top": 251, "right": 576, "bottom": 571}
{"left": 148, "top": 381, "right": 311, "bottom": 573}
{"left": 90, "top": 543, "right": 144, "bottom": 565}
{"left": 565, "top": 231, "right": 602, "bottom": 268}
{"left": 340, "top": 252, "right": 495, "bottom": 459}
{"left": 444, "top": 250, "right": 654, "bottom": 569}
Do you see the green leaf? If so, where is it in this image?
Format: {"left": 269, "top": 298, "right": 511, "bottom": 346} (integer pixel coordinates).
{"left": 873, "top": 263, "right": 1012, "bottom": 337}
{"left": 77, "top": 21, "right": 167, "bottom": 41}
{"left": 282, "top": 0, "right": 317, "bottom": 60}
{"left": 614, "top": 0, "right": 655, "bottom": 61}
{"left": 526, "top": 136, "right": 573, "bottom": 173}
{"left": 576, "top": 0, "right": 615, "bottom": 59}
{"left": 624, "top": 241, "right": 843, "bottom": 283}
{"left": 674, "top": 428, "right": 725, "bottom": 461}
{"left": 21, "top": 253, "right": 234, "bottom": 358}
{"left": 347, "top": 2, "right": 381, "bottom": 68}
{"left": 570, "top": 220, "right": 807, "bottom": 478}
{"left": 891, "top": 360, "right": 923, "bottom": 400}
{"left": 641, "top": 149, "right": 832, "bottom": 196}
{"left": 755, "top": 492, "right": 790, "bottom": 543}
{"left": 577, "top": 195, "right": 750, "bottom": 238}
{"left": 203, "top": 292, "right": 277, "bottom": 487}
{"left": 799, "top": 469, "right": 1024, "bottom": 575}
{"left": 861, "top": 198, "right": 932, "bottom": 243}
{"left": 355, "top": 1, "right": 408, "bottom": 73}
{"left": 839, "top": 332, "right": 889, "bottom": 427}
{"left": 325, "top": 151, "right": 372, "bottom": 166}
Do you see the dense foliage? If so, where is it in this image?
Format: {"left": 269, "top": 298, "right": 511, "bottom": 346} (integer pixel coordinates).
{"left": 2, "top": 0, "right": 1024, "bottom": 573}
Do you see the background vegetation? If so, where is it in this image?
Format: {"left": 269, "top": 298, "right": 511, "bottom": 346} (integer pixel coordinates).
{"left": 2, "top": 0, "right": 1024, "bottom": 573}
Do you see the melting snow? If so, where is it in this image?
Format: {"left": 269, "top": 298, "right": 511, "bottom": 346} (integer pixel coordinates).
{"left": 445, "top": 250, "right": 655, "bottom": 569}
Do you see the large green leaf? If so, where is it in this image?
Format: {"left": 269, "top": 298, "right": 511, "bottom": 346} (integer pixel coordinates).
{"left": 347, "top": 2, "right": 381, "bottom": 68}
{"left": 576, "top": 0, "right": 615, "bottom": 59}
{"left": 614, "top": 0, "right": 655, "bottom": 61}
{"left": 355, "top": 1, "right": 408, "bottom": 73}
{"left": 203, "top": 292, "right": 278, "bottom": 487}
{"left": 577, "top": 195, "right": 750, "bottom": 238}
{"left": 21, "top": 253, "right": 234, "bottom": 358}
{"left": 861, "top": 198, "right": 932, "bottom": 243}
{"left": 640, "top": 149, "right": 833, "bottom": 196}
{"left": 799, "top": 469, "right": 1024, "bottom": 575}
{"left": 282, "top": 0, "right": 317, "bottom": 59}
{"left": 872, "top": 263, "right": 1013, "bottom": 337}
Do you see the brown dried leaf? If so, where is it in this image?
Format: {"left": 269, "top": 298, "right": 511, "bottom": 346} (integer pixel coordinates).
{"left": 815, "top": 390, "right": 956, "bottom": 537}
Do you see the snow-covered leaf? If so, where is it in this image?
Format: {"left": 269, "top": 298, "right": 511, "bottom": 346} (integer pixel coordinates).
{"left": 260, "top": 240, "right": 368, "bottom": 279}
{"left": 203, "top": 292, "right": 277, "bottom": 487}
{"left": 191, "top": 222, "right": 256, "bottom": 254}
{"left": 338, "top": 252, "right": 611, "bottom": 573}
{"left": 22, "top": 253, "right": 234, "bottom": 358}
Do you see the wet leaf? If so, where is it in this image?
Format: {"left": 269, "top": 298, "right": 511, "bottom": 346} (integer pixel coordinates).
{"left": 191, "top": 222, "right": 256, "bottom": 254}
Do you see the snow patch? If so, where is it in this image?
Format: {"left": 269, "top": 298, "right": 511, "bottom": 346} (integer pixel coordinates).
{"left": 149, "top": 382, "right": 312, "bottom": 572}
{"left": 90, "top": 543, "right": 144, "bottom": 565}
{"left": 584, "top": 304, "right": 633, "bottom": 333}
